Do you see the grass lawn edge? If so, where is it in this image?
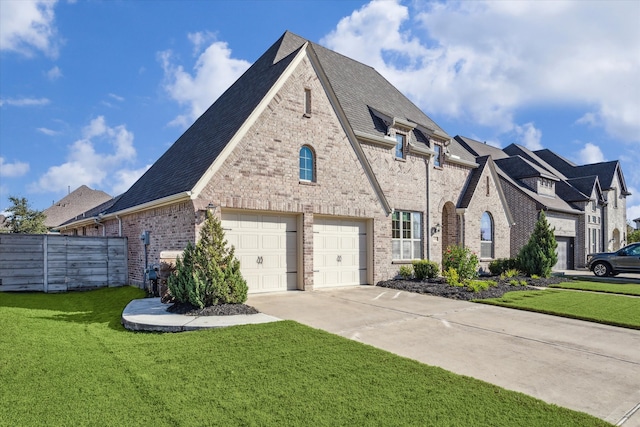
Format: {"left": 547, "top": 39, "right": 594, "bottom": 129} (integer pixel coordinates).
{"left": 474, "top": 299, "right": 640, "bottom": 330}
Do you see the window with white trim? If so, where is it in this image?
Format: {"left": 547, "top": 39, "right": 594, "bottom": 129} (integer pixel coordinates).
{"left": 480, "top": 212, "right": 494, "bottom": 259}
{"left": 434, "top": 144, "right": 442, "bottom": 167}
{"left": 392, "top": 211, "right": 422, "bottom": 260}
{"left": 299, "top": 146, "right": 314, "bottom": 181}
{"left": 395, "top": 134, "right": 406, "bottom": 159}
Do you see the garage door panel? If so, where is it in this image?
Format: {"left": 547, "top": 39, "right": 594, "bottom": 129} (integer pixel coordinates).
{"left": 313, "top": 217, "right": 367, "bottom": 288}
{"left": 222, "top": 212, "right": 298, "bottom": 293}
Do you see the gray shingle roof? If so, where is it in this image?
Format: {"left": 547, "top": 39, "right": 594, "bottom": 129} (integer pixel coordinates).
{"left": 455, "top": 136, "right": 509, "bottom": 159}
{"left": 105, "top": 31, "right": 452, "bottom": 214}
{"left": 458, "top": 156, "right": 489, "bottom": 209}
{"left": 310, "top": 41, "right": 449, "bottom": 144}
{"left": 43, "top": 185, "right": 112, "bottom": 228}
{"left": 494, "top": 156, "right": 558, "bottom": 181}
{"left": 107, "top": 32, "right": 307, "bottom": 214}
{"left": 455, "top": 136, "right": 582, "bottom": 214}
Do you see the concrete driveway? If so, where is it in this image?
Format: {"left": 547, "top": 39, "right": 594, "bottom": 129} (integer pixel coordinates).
{"left": 248, "top": 286, "right": 640, "bottom": 426}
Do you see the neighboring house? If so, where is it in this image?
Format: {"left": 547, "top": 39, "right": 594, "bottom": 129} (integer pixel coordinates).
{"left": 634, "top": 218, "right": 640, "bottom": 230}
{"left": 59, "top": 31, "right": 511, "bottom": 290}
{"left": 455, "top": 136, "right": 630, "bottom": 269}
{"left": 44, "top": 185, "right": 112, "bottom": 231}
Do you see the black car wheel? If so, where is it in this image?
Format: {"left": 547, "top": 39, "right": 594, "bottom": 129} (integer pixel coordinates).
{"left": 592, "top": 262, "right": 611, "bottom": 277}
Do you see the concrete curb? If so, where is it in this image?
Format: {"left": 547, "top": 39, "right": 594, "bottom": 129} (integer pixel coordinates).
{"left": 121, "top": 298, "right": 281, "bottom": 332}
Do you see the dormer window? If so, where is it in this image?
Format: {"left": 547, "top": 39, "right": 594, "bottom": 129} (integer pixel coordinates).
{"left": 433, "top": 144, "right": 442, "bottom": 167}
{"left": 395, "top": 134, "right": 406, "bottom": 159}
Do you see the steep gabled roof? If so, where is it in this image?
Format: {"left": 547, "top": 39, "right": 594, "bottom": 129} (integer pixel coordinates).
{"left": 533, "top": 148, "right": 576, "bottom": 174}
{"left": 106, "top": 31, "right": 451, "bottom": 215}
{"left": 455, "top": 136, "right": 509, "bottom": 160}
{"left": 456, "top": 136, "right": 582, "bottom": 215}
{"left": 310, "top": 42, "right": 448, "bottom": 144}
{"left": 107, "top": 32, "right": 308, "bottom": 214}
{"left": 503, "top": 144, "right": 568, "bottom": 180}
{"left": 43, "top": 185, "right": 112, "bottom": 228}
{"left": 457, "top": 155, "right": 514, "bottom": 225}
{"left": 494, "top": 156, "right": 558, "bottom": 181}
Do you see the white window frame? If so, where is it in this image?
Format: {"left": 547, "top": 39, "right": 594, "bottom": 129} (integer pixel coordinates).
{"left": 480, "top": 212, "right": 494, "bottom": 259}
{"left": 395, "top": 133, "right": 406, "bottom": 159}
{"left": 299, "top": 145, "right": 314, "bottom": 182}
{"left": 392, "top": 211, "right": 422, "bottom": 260}
{"left": 433, "top": 144, "right": 442, "bottom": 167}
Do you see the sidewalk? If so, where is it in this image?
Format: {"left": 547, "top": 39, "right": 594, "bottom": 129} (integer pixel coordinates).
{"left": 555, "top": 269, "right": 640, "bottom": 283}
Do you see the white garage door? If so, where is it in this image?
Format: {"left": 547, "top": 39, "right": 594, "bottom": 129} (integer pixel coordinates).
{"left": 222, "top": 211, "right": 298, "bottom": 293}
{"left": 313, "top": 217, "right": 367, "bottom": 288}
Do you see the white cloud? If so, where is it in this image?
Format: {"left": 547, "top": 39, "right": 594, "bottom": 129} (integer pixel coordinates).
{"left": 514, "top": 123, "right": 542, "bottom": 151}
{"left": 0, "top": 0, "right": 60, "bottom": 58}
{"left": 46, "top": 65, "right": 62, "bottom": 80}
{"left": 321, "top": 0, "right": 640, "bottom": 143}
{"left": 108, "top": 93, "right": 124, "bottom": 102}
{"left": 37, "top": 127, "right": 59, "bottom": 136}
{"left": 29, "top": 116, "right": 143, "bottom": 196}
{"left": 577, "top": 142, "right": 605, "bottom": 164}
{"left": 0, "top": 157, "right": 30, "bottom": 177}
{"left": 110, "top": 165, "right": 151, "bottom": 195}
{"left": 159, "top": 34, "right": 251, "bottom": 127}
{"left": 0, "top": 97, "right": 50, "bottom": 107}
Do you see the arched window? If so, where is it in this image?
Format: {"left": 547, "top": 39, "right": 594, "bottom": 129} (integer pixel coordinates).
{"left": 480, "top": 212, "right": 494, "bottom": 259}
{"left": 299, "top": 146, "right": 314, "bottom": 181}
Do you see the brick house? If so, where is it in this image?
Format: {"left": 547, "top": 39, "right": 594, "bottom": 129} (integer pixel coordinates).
{"left": 455, "top": 136, "right": 630, "bottom": 269}
{"left": 59, "top": 31, "right": 512, "bottom": 291}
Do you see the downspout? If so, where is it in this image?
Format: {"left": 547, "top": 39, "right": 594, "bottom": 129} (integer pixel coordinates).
{"left": 425, "top": 157, "right": 431, "bottom": 260}
{"left": 94, "top": 218, "right": 106, "bottom": 237}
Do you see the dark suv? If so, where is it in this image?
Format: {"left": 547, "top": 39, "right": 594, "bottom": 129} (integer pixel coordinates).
{"left": 586, "top": 242, "right": 640, "bottom": 277}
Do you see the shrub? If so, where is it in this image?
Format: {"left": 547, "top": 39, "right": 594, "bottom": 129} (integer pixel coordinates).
{"left": 443, "top": 267, "right": 461, "bottom": 287}
{"left": 466, "top": 280, "right": 495, "bottom": 293}
{"left": 489, "top": 258, "right": 520, "bottom": 275}
{"left": 412, "top": 259, "right": 439, "bottom": 280}
{"left": 509, "top": 279, "right": 519, "bottom": 286}
{"left": 518, "top": 211, "right": 557, "bottom": 278}
{"left": 500, "top": 268, "right": 521, "bottom": 280}
{"left": 167, "top": 210, "right": 248, "bottom": 308}
{"left": 398, "top": 265, "right": 413, "bottom": 280}
{"left": 443, "top": 245, "right": 479, "bottom": 280}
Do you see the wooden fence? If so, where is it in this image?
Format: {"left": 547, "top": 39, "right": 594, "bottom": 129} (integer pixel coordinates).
{"left": 0, "top": 234, "right": 127, "bottom": 292}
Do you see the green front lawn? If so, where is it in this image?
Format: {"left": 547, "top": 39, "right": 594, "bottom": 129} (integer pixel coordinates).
{"left": 479, "top": 289, "right": 640, "bottom": 329}
{"left": 0, "top": 287, "right": 608, "bottom": 426}
{"left": 549, "top": 281, "right": 640, "bottom": 296}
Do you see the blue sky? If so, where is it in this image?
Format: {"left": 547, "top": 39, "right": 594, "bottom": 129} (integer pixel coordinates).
{"left": 1, "top": 0, "right": 639, "bottom": 222}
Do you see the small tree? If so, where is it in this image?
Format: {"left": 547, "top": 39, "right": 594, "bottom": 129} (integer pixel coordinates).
{"left": 518, "top": 210, "right": 557, "bottom": 278}
{"left": 6, "top": 196, "right": 47, "bottom": 234}
{"left": 628, "top": 229, "right": 640, "bottom": 244}
{"left": 442, "top": 245, "right": 479, "bottom": 280}
{"left": 167, "top": 210, "right": 247, "bottom": 308}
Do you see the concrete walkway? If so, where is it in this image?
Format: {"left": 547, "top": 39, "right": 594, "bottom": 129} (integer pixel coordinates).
{"left": 248, "top": 286, "right": 640, "bottom": 426}
{"left": 121, "top": 297, "right": 280, "bottom": 332}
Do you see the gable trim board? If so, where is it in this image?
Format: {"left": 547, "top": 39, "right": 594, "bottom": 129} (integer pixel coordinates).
{"left": 189, "top": 44, "right": 309, "bottom": 199}
{"left": 306, "top": 43, "right": 392, "bottom": 215}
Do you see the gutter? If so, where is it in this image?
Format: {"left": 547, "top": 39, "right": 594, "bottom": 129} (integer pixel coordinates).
{"left": 59, "top": 191, "right": 193, "bottom": 233}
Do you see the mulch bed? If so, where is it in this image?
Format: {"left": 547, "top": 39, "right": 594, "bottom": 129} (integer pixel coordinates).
{"left": 166, "top": 302, "right": 259, "bottom": 316}
{"left": 377, "top": 275, "right": 569, "bottom": 301}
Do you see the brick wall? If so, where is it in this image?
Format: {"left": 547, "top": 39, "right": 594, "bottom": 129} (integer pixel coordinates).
{"left": 198, "top": 56, "right": 390, "bottom": 285}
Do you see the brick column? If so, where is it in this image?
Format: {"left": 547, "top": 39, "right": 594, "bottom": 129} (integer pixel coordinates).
{"left": 302, "top": 208, "right": 314, "bottom": 291}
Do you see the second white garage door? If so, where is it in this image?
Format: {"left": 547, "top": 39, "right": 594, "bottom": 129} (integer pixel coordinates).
{"left": 313, "top": 217, "right": 367, "bottom": 288}
{"left": 222, "top": 211, "right": 298, "bottom": 293}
